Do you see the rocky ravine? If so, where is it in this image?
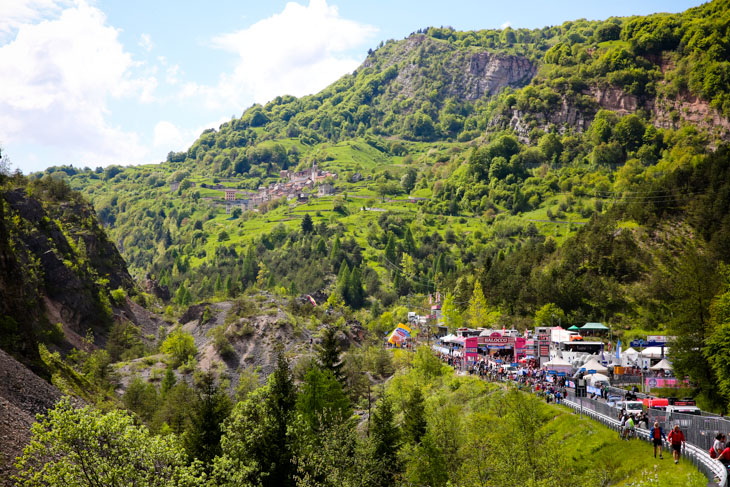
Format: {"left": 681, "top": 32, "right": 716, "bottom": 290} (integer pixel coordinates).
{"left": 115, "top": 294, "right": 365, "bottom": 395}
{"left": 0, "top": 348, "right": 62, "bottom": 486}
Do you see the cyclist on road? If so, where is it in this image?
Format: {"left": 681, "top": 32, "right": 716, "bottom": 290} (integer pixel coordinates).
{"left": 668, "top": 425, "right": 686, "bottom": 464}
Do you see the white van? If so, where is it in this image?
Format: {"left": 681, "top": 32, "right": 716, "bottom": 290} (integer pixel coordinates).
{"left": 666, "top": 404, "right": 701, "bottom": 417}
{"left": 615, "top": 401, "right": 644, "bottom": 414}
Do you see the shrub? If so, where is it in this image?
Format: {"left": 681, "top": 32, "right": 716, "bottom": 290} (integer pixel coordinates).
{"left": 160, "top": 328, "right": 197, "bottom": 368}
{"left": 110, "top": 288, "right": 126, "bottom": 306}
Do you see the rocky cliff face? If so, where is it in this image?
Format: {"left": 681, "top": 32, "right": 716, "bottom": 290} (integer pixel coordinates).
{"left": 457, "top": 51, "right": 537, "bottom": 99}
{"left": 367, "top": 34, "right": 537, "bottom": 105}
{"left": 0, "top": 181, "right": 135, "bottom": 368}
{"left": 491, "top": 84, "right": 730, "bottom": 142}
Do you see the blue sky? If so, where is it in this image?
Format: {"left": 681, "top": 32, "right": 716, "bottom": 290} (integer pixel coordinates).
{"left": 0, "top": 0, "right": 705, "bottom": 173}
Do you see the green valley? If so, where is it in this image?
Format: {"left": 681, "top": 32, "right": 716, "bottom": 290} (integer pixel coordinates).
{"left": 3, "top": 0, "right": 730, "bottom": 485}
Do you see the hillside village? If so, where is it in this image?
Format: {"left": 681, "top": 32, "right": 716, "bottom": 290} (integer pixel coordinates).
{"left": 170, "top": 162, "right": 340, "bottom": 214}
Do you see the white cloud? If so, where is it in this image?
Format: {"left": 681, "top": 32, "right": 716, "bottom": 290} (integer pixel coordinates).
{"left": 153, "top": 121, "right": 183, "bottom": 148}
{"left": 192, "top": 0, "right": 377, "bottom": 109}
{"left": 500, "top": 21, "right": 512, "bottom": 30}
{"left": 139, "top": 33, "right": 153, "bottom": 52}
{"left": 0, "top": 0, "right": 71, "bottom": 39}
{"left": 0, "top": 0, "right": 153, "bottom": 168}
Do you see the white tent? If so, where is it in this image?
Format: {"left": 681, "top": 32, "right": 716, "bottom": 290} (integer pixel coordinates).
{"left": 545, "top": 357, "right": 572, "bottom": 367}
{"left": 640, "top": 346, "right": 668, "bottom": 359}
{"left": 584, "top": 373, "right": 610, "bottom": 386}
{"left": 432, "top": 345, "right": 450, "bottom": 355}
{"left": 441, "top": 334, "right": 459, "bottom": 343}
{"left": 581, "top": 357, "right": 609, "bottom": 374}
{"left": 623, "top": 347, "right": 639, "bottom": 356}
{"left": 650, "top": 358, "right": 673, "bottom": 371}
{"left": 544, "top": 357, "right": 573, "bottom": 372}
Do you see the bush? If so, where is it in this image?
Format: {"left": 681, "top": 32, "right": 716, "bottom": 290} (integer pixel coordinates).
{"left": 160, "top": 328, "right": 197, "bottom": 368}
{"left": 208, "top": 325, "right": 235, "bottom": 359}
{"left": 110, "top": 288, "right": 126, "bottom": 306}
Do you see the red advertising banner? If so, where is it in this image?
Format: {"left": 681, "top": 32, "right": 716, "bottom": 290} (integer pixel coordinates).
{"left": 478, "top": 332, "right": 515, "bottom": 349}
{"left": 465, "top": 336, "right": 479, "bottom": 362}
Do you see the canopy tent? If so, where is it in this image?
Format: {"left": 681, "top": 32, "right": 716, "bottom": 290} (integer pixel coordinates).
{"left": 582, "top": 322, "right": 609, "bottom": 331}
{"left": 640, "top": 346, "right": 668, "bottom": 359}
{"left": 581, "top": 357, "right": 609, "bottom": 374}
{"left": 544, "top": 357, "right": 573, "bottom": 372}
{"left": 623, "top": 347, "right": 639, "bottom": 356}
{"left": 568, "top": 325, "right": 581, "bottom": 331}
{"left": 650, "top": 358, "right": 673, "bottom": 371}
{"left": 441, "top": 334, "right": 459, "bottom": 344}
{"left": 545, "top": 357, "right": 572, "bottom": 366}
{"left": 584, "top": 373, "right": 610, "bottom": 386}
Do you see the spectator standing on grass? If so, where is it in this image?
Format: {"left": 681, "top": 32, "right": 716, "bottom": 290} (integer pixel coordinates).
{"left": 650, "top": 422, "right": 666, "bottom": 459}
{"left": 668, "top": 425, "right": 686, "bottom": 464}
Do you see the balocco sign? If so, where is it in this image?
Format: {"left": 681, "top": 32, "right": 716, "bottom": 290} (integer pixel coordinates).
{"left": 478, "top": 333, "right": 515, "bottom": 348}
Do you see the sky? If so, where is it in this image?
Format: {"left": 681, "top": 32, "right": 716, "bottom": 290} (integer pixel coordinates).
{"left": 0, "top": 0, "right": 706, "bottom": 174}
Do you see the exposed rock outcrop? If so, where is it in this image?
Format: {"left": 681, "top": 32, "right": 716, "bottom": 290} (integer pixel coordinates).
{"left": 366, "top": 34, "right": 536, "bottom": 105}
{"left": 0, "top": 348, "right": 62, "bottom": 486}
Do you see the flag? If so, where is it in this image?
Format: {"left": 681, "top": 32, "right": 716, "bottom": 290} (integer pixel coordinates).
{"left": 428, "top": 294, "right": 432, "bottom": 304}
{"left": 616, "top": 339, "right": 622, "bottom": 359}
{"left": 502, "top": 325, "right": 506, "bottom": 335}
{"left": 524, "top": 328, "right": 528, "bottom": 338}
{"left": 306, "top": 295, "right": 317, "bottom": 306}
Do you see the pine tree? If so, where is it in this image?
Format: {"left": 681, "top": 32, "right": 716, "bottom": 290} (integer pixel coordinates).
{"left": 403, "top": 387, "right": 427, "bottom": 444}
{"left": 243, "top": 245, "right": 258, "bottom": 286}
{"left": 336, "top": 260, "right": 350, "bottom": 303}
{"left": 369, "top": 393, "right": 402, "bottom": 487}
{"left": 403, "top": 227, "right": 416, "bottom": 255}
{"left": 301, "top": 213, "right": 314, "bottom": 234}
{"left": 225, "top": 275, "right": 233, "bottom": 296}
{"left": 296, "top": 366, "right": 351, "bottom": 432}
{"left": 267, "top": 348, "right": 297, "bottom": 487}
{"left": 161, "top": 367, "right": 177, "bottom": 396}
{"left": 384, "top": 232, "right": 398, "bottom": 265}
{"left": 468, "top": 280, "right": 488, "bottom": 328}
{"left": 347, "top": 265, "right": 365, "bottom": 309}
{"left": 316, "top": 237, "right": 327, "bottom": 255}
{"left": 214, "top": 274, "right": 223, "bottom": 295}
{"left": 330, "top": 236, "right": 341, "bottom": 265}
{"left": 318, "top": 326, "right": 343, "bottom": 382}
{"left": 185, "top": 372, "right": 232, "bottom": 471}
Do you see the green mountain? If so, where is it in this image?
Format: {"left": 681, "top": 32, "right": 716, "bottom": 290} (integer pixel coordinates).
{"left": 27, "top": 0, "right": 730, "bottom": 412}
{"left": 5, "top": 1, "right": 730, "bottom": 485}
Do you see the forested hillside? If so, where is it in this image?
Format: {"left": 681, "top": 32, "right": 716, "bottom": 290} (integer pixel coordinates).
{"left": 25, "top": 0, "right": 730, "bottom": 411}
